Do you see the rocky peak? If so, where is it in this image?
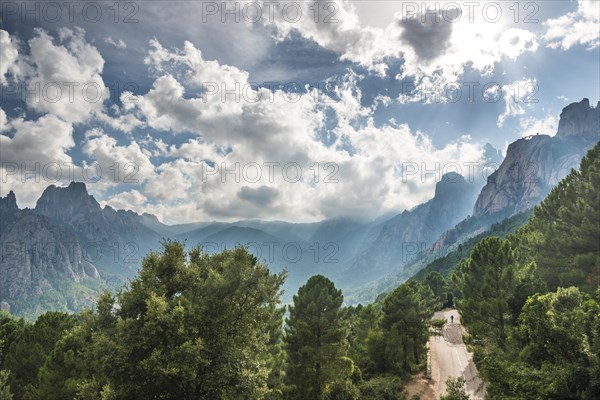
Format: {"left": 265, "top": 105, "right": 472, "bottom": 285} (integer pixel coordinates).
{"left": 35, "top": 181, "right": 102, "bottom": 222}
{"left": 433, "top": 172, "right": 467, "bottom": 200}
{"left": 473, "top": 99, "right": 598, "bottom": 217}
{"left": 556, "top": 98, "right": 600, "bottom": 140}
{"left": 142, "top": 212, "right": 160, "bottom": 224}
{"left": 0, "top": 191, "right": 18, "bottom": 211}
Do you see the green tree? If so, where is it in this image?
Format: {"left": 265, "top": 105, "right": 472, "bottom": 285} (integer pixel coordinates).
{"left": 377, "top": 283, "right": 429, "bottom": 376}
{"left": 325, "top": 380, "right": 360, "bottom": 400}
{"left": 424, "top": 271, "right": 451, "bottom": 309}
{"left": 346, "top": 303, "right": 382, "bottom": 376}
{"left": 440, "top": 376, "right": 470, "bottom": 400}
{"left": 0, "top": 370, "right": 13, "bottom": 400}
{"left": 89, "top": 241, "right": 286, "bottom": 400}
{"left": 285, "top": 275, "right": 350, "bottom": 400}
{"left": 454, "top": 237, "right": 514, "bottom": 346}
{"left": 1, "top": 311, "right": 76, "bottom": 399}
{"left": 526, "top": 142, "right": 600, "bottom": 292}
{"left": 357, "top": 376, "right": 405, "bottom": 400}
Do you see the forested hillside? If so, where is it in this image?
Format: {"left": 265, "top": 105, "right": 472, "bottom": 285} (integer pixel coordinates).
{"left": 451, "top": 141, "right": 600, "bottom": 399}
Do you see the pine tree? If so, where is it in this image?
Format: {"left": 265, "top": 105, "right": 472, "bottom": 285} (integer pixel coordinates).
{"left": 90, "top": 241, "right": 286, "bottom": 400}
{"left": 527, "top": 141, "right": 600, "bottom": 291}
{"left": 455, "top": 237, "right": 514, "bottom": 346}
{"left": 0, "top": 370, "right": 12, "bottom": 400}
{"left": 379, "top": 283, "right": 429, "bottom": 375}
{"left": 285, "top": 275, "right": 350, "bottom": 400}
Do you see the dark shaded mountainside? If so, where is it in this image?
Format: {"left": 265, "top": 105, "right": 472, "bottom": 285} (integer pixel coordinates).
{"left": 1, "top": 99, "right": 598, "bottom": 316}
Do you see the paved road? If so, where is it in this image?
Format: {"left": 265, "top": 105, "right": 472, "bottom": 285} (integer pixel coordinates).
{"left": 429, "top": 309, "right": 485, "bottom": 399}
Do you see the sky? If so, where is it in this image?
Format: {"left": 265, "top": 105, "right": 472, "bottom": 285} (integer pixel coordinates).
{"left": 0, "top": 0, "right": 599, "bottom": 224}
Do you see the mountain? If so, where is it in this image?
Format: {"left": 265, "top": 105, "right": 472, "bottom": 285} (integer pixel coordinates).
{"left": 340, "top": 172, "right": 480, "bottom": 287}
{"left": 35, "top": 182, "right": 164, "bottom": 276}
{"left": 0, "top": 192, "right": 101, "bottom": 317}
{"left": 346, "top": 99, "right": 599, "bottom": 303}
{"left": 474, "top": 99, "right": 599, "bottom": 217}
{"left": 556, "top": 98, "right": 600, "bottom": 139}
{"left": 2, "top": 99, "right": 597, "bottom": 316}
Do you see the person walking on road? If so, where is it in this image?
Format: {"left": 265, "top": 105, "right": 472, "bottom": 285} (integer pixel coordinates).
{"left": 450, "top": 314, "right": 454, "bottom": 324}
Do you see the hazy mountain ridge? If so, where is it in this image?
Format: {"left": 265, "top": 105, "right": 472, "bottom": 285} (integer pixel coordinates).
{"left": 341, "top": 172, "right": 480, "bottom": 287}
{"left": 1, "top": 99, "right": 597, "bottom": 316}
{"left": 0, "top": 173, "right": 480, "bottom": 312}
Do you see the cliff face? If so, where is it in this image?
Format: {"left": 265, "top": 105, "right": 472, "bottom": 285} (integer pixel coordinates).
{"left": 0, "top": 192, "right": 100, "bottom": 316}
{"left": 557, "top": 98, "right": 600, "bottom": 140}
{"left": 34, "top": 182, "right": 163, "bottom": 274}
{"left": 474, "top": 99, "right": 599, "bottom": 217}
{"left": 1, "top": 183, "right": 164, "bottom": 317}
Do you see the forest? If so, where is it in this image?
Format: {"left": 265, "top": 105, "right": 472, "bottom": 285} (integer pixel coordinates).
{"left": 1, "top": 142, "right": 599, "bottom": 399}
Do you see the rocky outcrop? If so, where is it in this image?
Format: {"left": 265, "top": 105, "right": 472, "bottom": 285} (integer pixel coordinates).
{"left": 474, "top": 99, "right": 599, "bottom": 217}
{"left": 0, "top": 191, "right": 18, "bottom": 212}
{"left": 35, "top": 182, "right": 163, "bottom": 273}
{"left": 557, "top": 98, "right": 600, "bottom": 140}
{"left": 0, "top": 200, "right": 100, "bottom": 315}
{"left": 0, "top": 183, "right": 164, "bottom": 317}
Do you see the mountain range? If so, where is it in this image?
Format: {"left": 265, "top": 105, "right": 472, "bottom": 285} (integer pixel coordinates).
{"left": 1, "top": 99, "right": 598, "bottom": 317}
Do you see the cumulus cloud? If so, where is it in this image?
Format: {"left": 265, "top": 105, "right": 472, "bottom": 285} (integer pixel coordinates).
{"left": 26, "top": 27, "right": 109, "bottom": 123}
{"left": 0, "top": 108, "right": 7, "bottom": 131}
{"left": 103, "top": 190, "right": 147, "bottom": 212}
{"left": 104, "top": 36, "right": 127, "bottom": 49}
{"left": 0, "top": 114, "right": 74, "bottom": 165}
{"left": 544, "top": 0, "right": 600, "bottom": 50}
{"left": 497, "top": 79, "right": 538, "bottom": 127}
{"left": 114, "top": 38, "right": 489, "bottom": 222}
{"left": 519, "top": 115, "right": 559, "bottom": 137}
{"left": 399, "top": 13, "right": 453, "bottom": 61}
{"left": 81, "top": 128, "right": 155, "bottom": 189}
{"left": 254, "top": 0, "right": 401, "bottom": 75}
{"left": 0, "top": 114, "right": 76, "bottom": 206}
{"left": 498, "top": 28, "right": 539, "bottom": 60}
{"left": 238, "top": 186, "right": 279, "bottom": 206}
{"left": 0, "top": 30, "right": 21, "bottom": 82}
{"left": 1, "top": 31, "right": 494, "bottom": 223}
{"left": 255, "top": 0, "right": 538, "bottom": 90}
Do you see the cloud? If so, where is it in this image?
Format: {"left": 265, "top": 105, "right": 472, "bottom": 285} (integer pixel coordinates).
{"left": 238, "top": 186, "right": 279, "bottom": 206}
{"left": 0, "top": 114, "right": 74, "bottom": 165}
{"left": 104, "top": 36, "right": 127, "bottom": 49}
{"left": 1, "top": 33, "right": 491, "bottom": 223}
{"left": 497, "top": 79, "right": 538, "bottom": 127}
{"left": 0, "top": 30, "right": 21, "bottom": 82}
{"left": 257, "top": 0, "right": 401, "bottom": 75}
{"left": 519, "top": 115, "right": 559, "bottom": 137}
{"left": 0, "top": 108, "right": 7, "bottom": 131}
{"left": 103, "top": 190, "right": 147, "bottom": 212}
{"left": 257, "top": 0, "right": 538, "bottom": 90}
{"left": 144, "top": 159, "right": 195, "bottom": 202}
{"left": 25, "top": 27, "right": 108, "bottom": 123}
{"left": 81, "top": 128, "right": 155, "bottom": 189}
{"left": 498, "top": 28, "right": 539, "bottom": 60}
{"left": 0, "top": 114, "right": 76, "bottom": 206}
{"left": 3, "top": 29, "right": 141, "bottom": 133}
{"left": 544, "top": 0, "right": 600, "bottom": 50}
{"left": 399, "top": 12, "right": 453, "bottom": 61}
{"left": 116, "top": 39, "right": 489, "bottom": 222}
